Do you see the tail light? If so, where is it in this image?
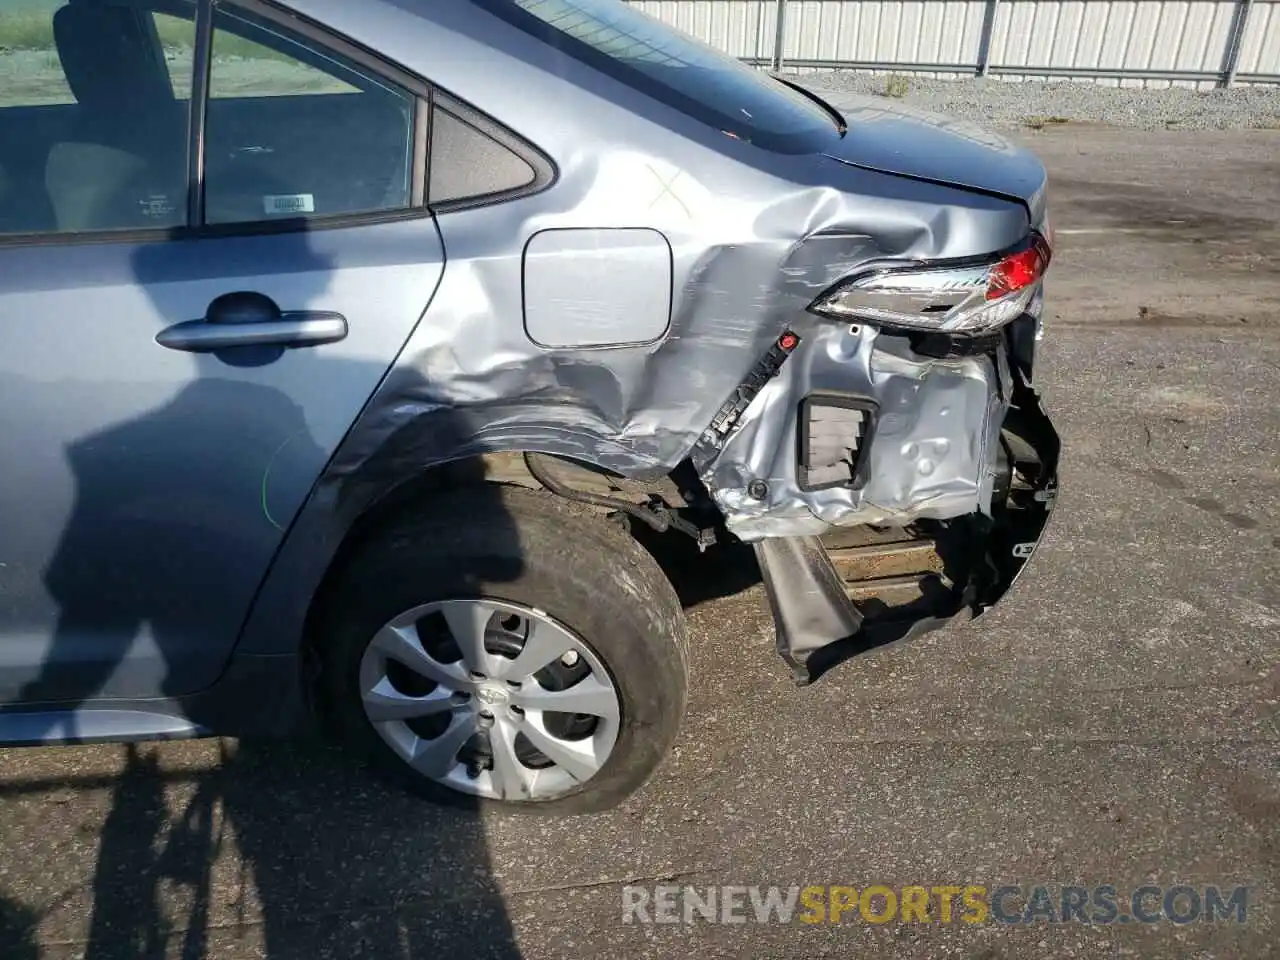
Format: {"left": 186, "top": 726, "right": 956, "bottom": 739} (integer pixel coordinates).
{"left": 809, "top": 232, "right": 1052, "bottom": 336}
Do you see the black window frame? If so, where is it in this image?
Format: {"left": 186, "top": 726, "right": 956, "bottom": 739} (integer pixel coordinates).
{"left": 427, "top": 91, "right": 556, "bottom": 216}
{"left": 215, "top": 1, "right": 556, "bottom": 219}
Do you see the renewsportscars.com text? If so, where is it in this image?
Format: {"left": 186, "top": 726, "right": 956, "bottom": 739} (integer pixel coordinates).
{"left": 622, "top": 884, "right": 1249, "bottom": 926}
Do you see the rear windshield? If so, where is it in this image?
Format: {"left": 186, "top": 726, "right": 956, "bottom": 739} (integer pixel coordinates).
{"left": 473, "top": 0, "right": 842, "bottom": 154}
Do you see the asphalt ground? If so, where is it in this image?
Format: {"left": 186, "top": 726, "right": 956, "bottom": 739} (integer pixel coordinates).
{"left": 1, "top": 125, "right": 1277, "bottom": 959}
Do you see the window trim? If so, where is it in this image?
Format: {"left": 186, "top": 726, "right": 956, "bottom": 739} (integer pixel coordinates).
{"left": 428, "top": 92, "right": 556, "bottom": 216}
{"left": 228, "top": 0, "right": 431, "bottom": 99}
{"left": 411, "top": 95, "right": 429, "bottom": 208}
{"left": 233, "top": 0, "right": 557, "bottom": 215}
{"left": 187, "top": 0, "right": 214, "bottom": 226}
{"left": 0, "top": 208, "right": 450, "bottom": 249}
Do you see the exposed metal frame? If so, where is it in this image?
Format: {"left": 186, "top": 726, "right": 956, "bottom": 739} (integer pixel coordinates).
{"left": 795, "top": 393, "right": 878, "bottom": 493}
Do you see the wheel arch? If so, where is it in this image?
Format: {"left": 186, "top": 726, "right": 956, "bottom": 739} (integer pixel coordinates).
{"left": 233, "top": 427, "right": 667, "bottom": 667}
{"left": 299, "top": 452, "right": 553, "bottom": 652}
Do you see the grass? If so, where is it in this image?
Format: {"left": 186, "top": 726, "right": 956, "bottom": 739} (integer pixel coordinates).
{"left": 883, "top": 73, "right": 911, "bottom": 98}
{"left": 1023, "top": 115, "right": 1071, "bottom": 130}
{"left": 0, "top": 11, "right": 53, "bottom": 50}
{"left": 0, "top": 10, "right": 296, "bottom": 63}
{"left": 0, "top": 7, "right": 352, "bottom": 102}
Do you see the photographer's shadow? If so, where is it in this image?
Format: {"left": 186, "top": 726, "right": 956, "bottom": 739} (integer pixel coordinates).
{"left": 12, "top": 224, "right": 523, "bottom": 958}
{"left": 85, "top": 738, "right": 517, "bottom": 959}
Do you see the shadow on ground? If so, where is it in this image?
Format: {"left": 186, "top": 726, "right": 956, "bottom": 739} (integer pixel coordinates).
{"left": 0, "top": 739, "right": 521, "bottom": 959}
{"left": 0, "top": 894, "right": 40, "bottom": 960}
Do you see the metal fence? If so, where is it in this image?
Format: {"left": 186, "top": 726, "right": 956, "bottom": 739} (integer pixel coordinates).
{"left": 627, "top": 0, "right": 1280, "bottom": 87}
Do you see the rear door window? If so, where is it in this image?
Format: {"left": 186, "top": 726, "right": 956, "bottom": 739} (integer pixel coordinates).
{"left": 202, "top": 6, "right": 416, "bottom": 225}
{"left": 473, "top": 0, "right": 841, "bottom": 153}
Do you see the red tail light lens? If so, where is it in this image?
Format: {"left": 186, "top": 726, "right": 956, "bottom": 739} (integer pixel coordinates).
{"left": 987, "top": 234, "right": 1051, "bottom": 301}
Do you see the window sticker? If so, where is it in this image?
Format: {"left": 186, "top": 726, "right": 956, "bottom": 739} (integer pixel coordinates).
{"left": 138, "top": 195, "right": 177, "bottom": 220}
{"left": 263, "top": 194, "right": 316, "bottom": 215}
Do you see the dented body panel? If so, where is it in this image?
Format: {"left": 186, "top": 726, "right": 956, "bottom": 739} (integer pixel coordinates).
{"left": 234, "top": 0, "right": 1061, "bottom": 677}
{"left": 692, "top": 324, "right": 1011, "bottom": 540}
{"left": 0, "top": 0, "right": 1064, "bottom": 749}
{"left": 279, "top": 0, "right": 1040, "bottom": 479}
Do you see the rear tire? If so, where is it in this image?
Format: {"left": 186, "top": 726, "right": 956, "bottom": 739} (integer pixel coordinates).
{"left": 316, "top": 484, "right": 689, "bottom": 814}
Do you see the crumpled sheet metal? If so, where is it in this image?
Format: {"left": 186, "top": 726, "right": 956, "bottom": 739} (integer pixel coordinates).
{"left": 327, "top": 145, "right": 1029, "bottom": 503}
{"left": 693, "top": 323, "right": 1012, "bottom": 541}
{"left": 232, "top": 6, "right": 1043, "bottom": 660}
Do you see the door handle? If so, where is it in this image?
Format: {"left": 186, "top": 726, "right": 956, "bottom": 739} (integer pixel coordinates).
{"left": 156, "top": 313, "right": 347, "bottom": 351}
{"left": 156, "top": 291, "right": 347, "bottom": 352}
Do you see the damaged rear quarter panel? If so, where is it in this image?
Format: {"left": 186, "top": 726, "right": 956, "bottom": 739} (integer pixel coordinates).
{"left": 325, "top": 154, "right": 1028, "bottom": 487}
{"left": 693, "top": 323, "right": 1012, "bottom": 540}
{"left": 234, "top": 7, "right": 1035, "bottom": 654}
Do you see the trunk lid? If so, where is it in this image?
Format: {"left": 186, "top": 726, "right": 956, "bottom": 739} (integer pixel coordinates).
{"left": 818, "top": 93, "right": 1048, "bottom": 224}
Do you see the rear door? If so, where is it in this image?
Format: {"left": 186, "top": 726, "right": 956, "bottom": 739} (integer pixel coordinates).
{"left": 0, "top": 0, "right": 443, "bottom": 704}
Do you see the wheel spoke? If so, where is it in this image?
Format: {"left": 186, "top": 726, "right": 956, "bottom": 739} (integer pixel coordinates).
{"left": 439, "top": 601, "right": 502, "bottom": 678}
{"left": 371, "top": 623, "right": 466, "bottom": 689}
{"left": 409, "top": 713, "right": 478, "bottom": 779}
{"left": 498, "top": 619, "right": 576, "bottom": 681}
{"left": 512, "top": 675, "right": 619, "bottom": 720}
{"left": 488, "top": 718, "right": 536, "bottom": 801}
{"left": 519, "top": 713, "right": 607, "bottom": 783}
{"left": 364, "top": 680, "right": 456, "bottom": 722}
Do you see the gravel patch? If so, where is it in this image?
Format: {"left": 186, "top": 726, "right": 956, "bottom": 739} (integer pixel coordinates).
{"left": 795, "top": 72, "right": 1280, "bottom": 131}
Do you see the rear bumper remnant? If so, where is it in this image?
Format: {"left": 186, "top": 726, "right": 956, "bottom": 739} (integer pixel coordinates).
{"left": 756, "top": 368, "right": 1059, "bottom": 684}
